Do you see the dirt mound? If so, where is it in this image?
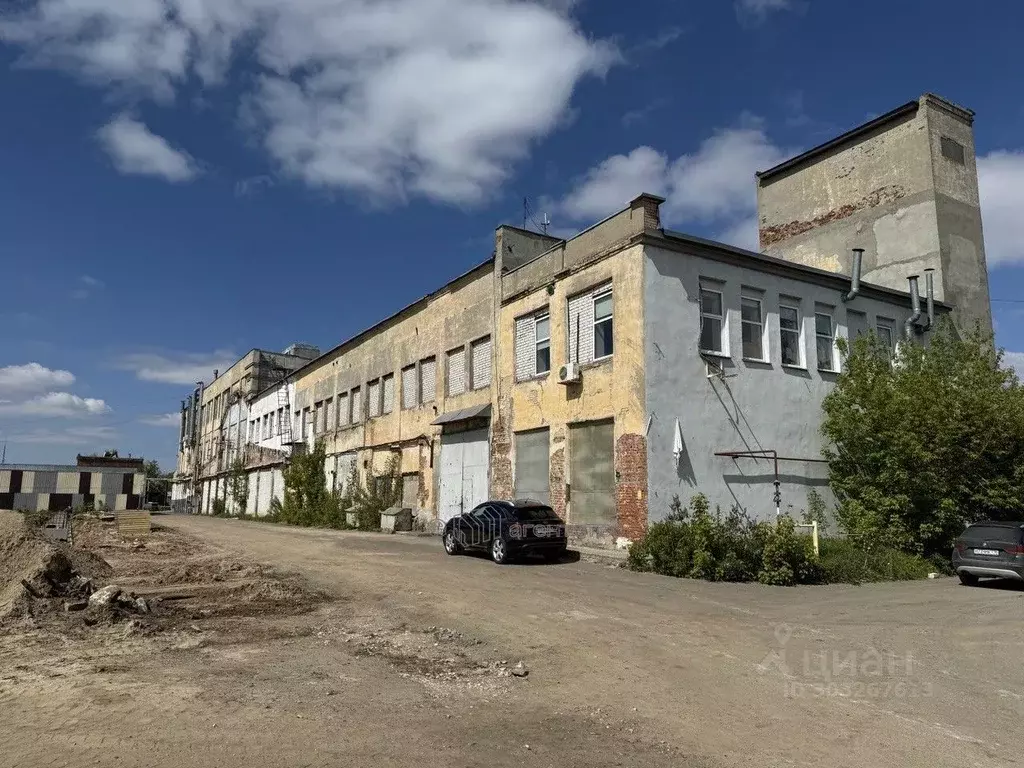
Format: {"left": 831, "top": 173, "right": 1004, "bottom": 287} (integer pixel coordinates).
{"left": 0, "top": 512, "right": 109, "bottom": 620}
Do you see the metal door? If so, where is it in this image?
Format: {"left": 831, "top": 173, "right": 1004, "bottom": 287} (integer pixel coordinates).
{"left": 438, "top": 429, "right": 489, "bottom": 525}
{"left": 569, "top": 420, "right": 615, "bottom": 525}
{"left": 514, "top": 428, "right": 550, "bottom": 505}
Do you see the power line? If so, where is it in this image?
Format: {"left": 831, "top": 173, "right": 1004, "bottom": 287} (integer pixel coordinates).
{"left": 992, "top": 298, "right": 1024, "bottom": 304}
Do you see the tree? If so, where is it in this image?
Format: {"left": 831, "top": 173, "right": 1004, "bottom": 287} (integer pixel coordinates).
{"left": 821, "top": 320, "right": 1024, "bottom": 557}
{"left": 142, "top": 460, "right": 170, "bottom": 506}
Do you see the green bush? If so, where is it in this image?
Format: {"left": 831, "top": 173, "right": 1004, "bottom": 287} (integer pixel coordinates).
{"left": 211, "top": 497, "right": 227, "bottom": 517}
{"left": 818, "top": 537, "right": 934, "bottom": 584}
{"left": 628, "top": 494, "right": 823, "bottom": 585}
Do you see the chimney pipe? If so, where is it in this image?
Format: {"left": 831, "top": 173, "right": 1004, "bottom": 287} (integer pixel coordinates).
{"left": 213, "top": 369, "right": 219, "bottom": 380}
{"left": 904, "top": 275, "right": 922, "bottom": 340}
{"left": 843, "top": 248, "right": 864, "bottom": 302}
{"left": 924, "top": 269, "right": 935, "bottom": 331}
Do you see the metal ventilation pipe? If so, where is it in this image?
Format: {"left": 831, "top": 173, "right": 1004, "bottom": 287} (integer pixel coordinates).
{"left": 904, "top": 275, "right": 922, "bottom": 340}
{"left": 843, "top": 248, "right": 864, "bottom": 302}
{"left": 924, "top": 268, "right": 936, "bottom": 331}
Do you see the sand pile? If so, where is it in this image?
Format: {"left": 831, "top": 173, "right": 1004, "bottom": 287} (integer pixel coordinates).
{"left": 0, "top": 511, "right": 105, "bottom": 619}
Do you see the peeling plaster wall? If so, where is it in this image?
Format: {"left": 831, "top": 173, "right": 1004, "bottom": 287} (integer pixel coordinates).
{"left": 643, "top": 243, "right": 946, "bottom": 523}
{"left": 291, "top": 265, "right": 494, "bottom": 519}
{"left": 757, "top": 94, "right": 991, "bottom": 333}
{"left": 492, "top": 243, "right": 647, "bottom": 545}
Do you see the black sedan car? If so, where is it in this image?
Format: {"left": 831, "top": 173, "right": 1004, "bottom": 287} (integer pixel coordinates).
{"left": 952, "top": 521, "right": 1024, "bottom": 585}
{"left": 442, "top": 499, "right": 567, "bottom": 564}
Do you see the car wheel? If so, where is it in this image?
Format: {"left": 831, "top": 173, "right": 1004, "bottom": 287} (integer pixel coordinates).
{"left": 491, "top": 536, "right": 511, "bottom": 565}
{"left": 443, "top": 530, "right": 462, "bottom": 556}
{"left": 958, "top": 571, "right": 980, "bottom": 587}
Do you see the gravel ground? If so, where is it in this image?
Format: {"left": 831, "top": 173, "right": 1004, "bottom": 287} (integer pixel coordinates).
{"left": 3, "top": 513, "right": 1022, "bottom": 767}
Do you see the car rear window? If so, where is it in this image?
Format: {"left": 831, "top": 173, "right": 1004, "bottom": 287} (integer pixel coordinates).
{"left": 963, "top": 525, "right": 1024, "bottom": 543}
{"left": 513, "top": 506, "right": 556, "bottom": 522}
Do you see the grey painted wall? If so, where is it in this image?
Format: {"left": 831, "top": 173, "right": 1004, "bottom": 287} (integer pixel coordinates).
{"left": 643, "top": 245, "right": 933, "bottom": 524}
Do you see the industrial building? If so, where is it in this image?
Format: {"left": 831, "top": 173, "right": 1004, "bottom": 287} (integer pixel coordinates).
{"left": 172, "top": 93, "right": 987, "bottom": 547}
{"left": 0, "top": 462, "right": 145, "bottom": 512}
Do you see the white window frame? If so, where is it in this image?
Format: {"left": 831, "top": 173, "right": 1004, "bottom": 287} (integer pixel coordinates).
{"left": 593, "top": 287, "right": 613, "bottom": 362}
{"left": 740, "top": 293, "right": 768, "bottom": 362}
{"left": 779, "top": 301, "right": 804, "bottom": 368}
{"left": 699, "top": 284, "right": 727, "bottom": 356}
{"left": 815, "top": 309, "right": 837, "bottom": 373}
{"left": 535, "top": 312, "right": 551, "bottom": 376}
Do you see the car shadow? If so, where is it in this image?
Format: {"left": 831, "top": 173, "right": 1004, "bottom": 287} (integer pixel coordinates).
{"left": 970, "top": 578, "right": 1024, "bottom": 591}
{"left": 458, "top": 549, "right": 582, "bottom": 566}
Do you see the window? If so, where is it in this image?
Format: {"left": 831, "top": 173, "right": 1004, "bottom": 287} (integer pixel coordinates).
{"left": 382, "top": 373, "right": 395, "bottom": 414}
{"left": 700, "top": 286, "right": 725, "bottom": 354}
{"left": 269, "top": 411, "right": 276, "bottom": 438}
{"left": 351, "top": 387, "right": 362, "bottom": 423}
{"left": 338, "top": 392, "right": 350, "bottom": 426}
{"left": 471, "top": 336, "right": 492, "bottom": 389}
{"left": 815, "top": 309, "right": 836, "bottom": 372}
{"left": 419, "top": 357, "right": 436, "bottom": 403}
{"left": 941, "top": 136, "right": 965, "bottom": 165}
{"left": 535, "top": 314, "right": 551, "bottom": 374}
{"left": 303, "top": 407, "right": 312, "bottom": 442}
{"left": 568, "top": 283, "right": 613, "bottom": 364}
{"left": 779, "top": 303, "right": 802, "bottom": 366}
{"left": 262, "top": 414, "right": 270, "bottom": 440}
{"left": 402, "top": 365, "right": 417, "bottom": 409}
{"left": 447, "top": 347, "right": 466, "bottom": 396}
{"left": 740, "top": 295, "right": 765, "bottom": 361}
{"left": 594, "top": 290, "right": 613, "bottom": 359}
{"left": 276, "top": 408, "right": 285, "bottom": 435}
{"left": 313, "top": 401, "right": 323, "bottom": 434}
{"left": 515, "top": 312, "right": 550, "bottom": 379}
{"left": 876, "top": 321, "right": 895, "bottom": 353}
{"left": 325, "top": 397, "right": 334, "bottom": 430}
{"left": 367, "top": 379, "right": 381, "bottom": 418}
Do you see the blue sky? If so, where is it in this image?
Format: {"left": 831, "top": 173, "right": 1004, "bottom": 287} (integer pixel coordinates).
{"left": 1, "top": 0, "right": 1023, "bottom": 471}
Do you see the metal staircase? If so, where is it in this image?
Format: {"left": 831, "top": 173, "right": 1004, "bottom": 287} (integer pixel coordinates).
{"left": 277, "top": 385, "right": 294, "bottom": 444}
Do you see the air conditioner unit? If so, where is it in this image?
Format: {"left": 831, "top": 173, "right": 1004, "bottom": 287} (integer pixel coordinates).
{"left": 557, "top": 362, "right": 581, "bottom": 384}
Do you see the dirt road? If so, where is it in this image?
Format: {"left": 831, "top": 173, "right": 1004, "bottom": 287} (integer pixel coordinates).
{"left": 4, "top": 515, "right": 1022, "bottom": 767}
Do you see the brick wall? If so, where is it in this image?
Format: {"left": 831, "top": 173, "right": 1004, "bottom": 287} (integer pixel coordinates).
{"left": 490, "top": 406, "right": 514, "bottom": 500}
{"left": 549, "top": 444, "right": 566, "bottom": 519}
{"left": 615, "top": 433, "right": 648, "bottom": 541}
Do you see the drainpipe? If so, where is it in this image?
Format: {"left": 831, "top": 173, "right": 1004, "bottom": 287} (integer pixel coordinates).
{"left": 923, "top": 269, "right": 936, "bottom": 331}
{"left": 842, "top": 248, "right": 864, "bottom": 302}
{"left": 904, "top": 275, "right": 922, "bottom": 340}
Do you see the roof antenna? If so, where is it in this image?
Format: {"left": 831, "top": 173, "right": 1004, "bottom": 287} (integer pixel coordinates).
{"left": 541, "top": 213, "right": 550, "bottom": 235}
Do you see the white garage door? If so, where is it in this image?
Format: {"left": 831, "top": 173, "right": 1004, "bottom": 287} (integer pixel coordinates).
{"left": 437, "top": 429, "right": 489, "bottom": 525}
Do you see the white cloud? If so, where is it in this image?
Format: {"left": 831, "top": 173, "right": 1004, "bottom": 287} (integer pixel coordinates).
{"left": 115, "top": 350, "right": 238, "bottom": 386}
{"left": 97, "top": 114, "right": 200, "bottom": 182}
{"left": 72, "top": 274, "right": 105, "bottom": 300}
{"left": 80, "top": 275, "right": 103, "bottom": 288}
{"left": 736, "top": 0, "right": 793, "bottom": 21}
{"left": 0, "top": 363, "right": 75, "bottom": 398}
{"left": 559, "top": 123, "right": 790, "bottom": 243}
{"left": 1003, "top": 351, "right": 1024, "bottom": 378}
{"left": 978, "top": 150, "right": 1024, "bottom": 268}
{"left": 2, "top": 0, "right": 615, "bottom": 205}
{"left": 0, "top": 392, "right": 110, "bottom": 417}
{"left": 715, "top": 216, "right": 759, "bottom": 252}
{"left": 140, "top": 413, "right": 180, "bottom": 427}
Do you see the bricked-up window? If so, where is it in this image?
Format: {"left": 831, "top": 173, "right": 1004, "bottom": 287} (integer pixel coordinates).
{"left": 699, "top": 285, "right": 726, "bottom": 354}
{"left": 941, "top": 136, "right": 965, "bottom": 165}
{"left": 568, "top": 282, "right": 612, "bottom": 364}
{"left": 514, "top": 312, "right": 550, "bottom": 380}
{"left": 420, "top": 357, "right": 436, "bottom": 403}
{"left": 779, "top": 302, "right": 802, "bottom": 367}
{"left": 325, "top": 397, "right": 334, "bottom": 430}
{"left": 351, "top": 387, "right": 362, "bottom": 423}
{"left": 470, "top": 336, "right": 492, "bottom": 389}
{"left": 338, "top": 392, "right": 350, "bottom": 426}
{"left": 447, "top": 347, "right": 466, "bottom": 396}
{"left": 313, "top": 401, "right": 323, "bottom": 434}
{"left": 402, "top": 365, "right": 417, "bottom": 409}
{"left": 367, "top": 379, "right": 381, "bottom": 418}
{"left": 815, "top": 308, "right": 837, "bottom": 372}
{"left": 382, "top": 373, "right": 395, "bottom": 414}
{"left": 740, "top": 295, "right": 766, "bottom": 361}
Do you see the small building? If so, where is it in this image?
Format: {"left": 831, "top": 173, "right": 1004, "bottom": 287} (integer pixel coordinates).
{"left": 0, "top": 463, "right": 144, "bottom": 512}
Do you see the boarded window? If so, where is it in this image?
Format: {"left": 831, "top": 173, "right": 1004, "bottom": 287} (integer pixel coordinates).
{"left": 569, "top": 420, "right": 615, "bottom": 525}
{"left": 471, "top": 336, "right": 492, "bottom": 390}
{"left": 338, "top": 392, "right": 350, "bottom": 425}
{"left": 402, "top": 473, "right": 420, "bottom": 509}
{"left": 367, "top": 379, "right": 381, "bottom": 418}
{"left": 420, "top": 357, "right": 436, "bottom": 403}
{"left": 325, "top": 397, "right": 334, "bottom": 430}
{"left": 382, "top": 374, "right": 395, "bottom": 414}
{"left": 351, "top": 388, "right": 362, "bottom": 423}
{"left": 402, "top": 365, "right": 417, "bottom": 409}
{"left": 941, "top": 136, "right": 965, "bottom": 165}
{"left": 313, "top": 401, "right": 323, "bottom": 434}
{"left": 447, "top": 347, "right": 466, "bottom": 396}
{"left": 514, "top": 428, "right": 550, "bottom": 506}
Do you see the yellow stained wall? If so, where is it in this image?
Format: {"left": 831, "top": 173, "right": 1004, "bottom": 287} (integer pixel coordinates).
{"left": 492, "top": 243, "right": 647, "bottom": 538}
{"left": 292, "top": 265, "right": 494, "bottom": 514}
